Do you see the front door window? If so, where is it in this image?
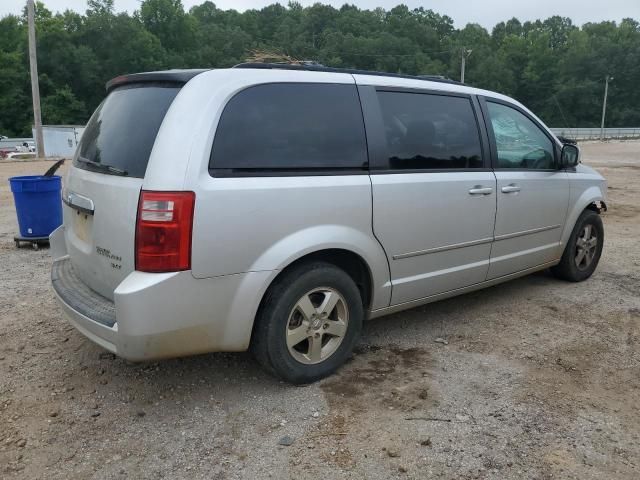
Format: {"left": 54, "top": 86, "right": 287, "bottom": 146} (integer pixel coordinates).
{"left": 487, "top": 102, "right": 555, "bottom": 170}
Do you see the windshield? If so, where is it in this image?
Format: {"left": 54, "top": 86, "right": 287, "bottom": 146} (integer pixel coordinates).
{"left": 75, "top": 83, "right": 180, "bottom": 178}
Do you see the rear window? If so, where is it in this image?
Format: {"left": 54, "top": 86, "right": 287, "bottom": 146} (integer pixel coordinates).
{"left": 75, "top": 84, "right": 180, "bottom": 178}
{"left": 210, "top": 83, "right": 368, "bottom": 174}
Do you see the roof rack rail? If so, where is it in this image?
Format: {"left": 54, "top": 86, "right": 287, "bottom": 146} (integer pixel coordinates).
{"left": 232, "top": 62, "right": 461, "bottom": 85}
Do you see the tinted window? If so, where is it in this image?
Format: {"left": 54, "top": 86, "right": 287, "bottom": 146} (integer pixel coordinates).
{"left": 377, "top": 91, "right": 483, "bottom": 170}
{"left": 211, "top": 83, "right": 367, "bottom": 172}
{"left": 487, "top": 102, "right": 555, "bottom": 169}
{"left": 75, "top": 84, "right": 180, "bottom": 178}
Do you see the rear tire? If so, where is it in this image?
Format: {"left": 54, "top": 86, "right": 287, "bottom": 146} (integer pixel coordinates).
{"left": 551, "top": 209, "right": 604, "bottom": 282}
{"left": 251, "top": 261, "right": 363, "bottom": 384}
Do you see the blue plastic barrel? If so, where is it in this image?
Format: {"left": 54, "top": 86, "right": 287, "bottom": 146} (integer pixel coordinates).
{"left": 9, "top": 175, "right": 63, "bottom": 238}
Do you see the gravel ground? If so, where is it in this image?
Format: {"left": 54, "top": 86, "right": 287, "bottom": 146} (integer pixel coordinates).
{"left": 1, "top": 142, "right": 639, "bottom": 479}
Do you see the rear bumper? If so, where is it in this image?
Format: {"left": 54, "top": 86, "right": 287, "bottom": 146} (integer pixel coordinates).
{"left": 52, "top": 258, "right": 116, "bottom": 328}
{"left": 52, "top": 276, "right": 119, "bottom": 354}
{"left": 50, "top": 228, "right": 275, "bottom": 361}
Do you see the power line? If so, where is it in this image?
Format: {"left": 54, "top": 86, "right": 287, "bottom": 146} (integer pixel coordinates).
{"left": 249, "top": 36, "right": 457, "bottom": 58}
{"left": 326, "top": 49, "right": 456, "bottom": 57}
{"left": 551, "top": 94, "right": 571, "bottom": 128}
{"left": 460, "top": 47, "right": 472, "bottom": 83}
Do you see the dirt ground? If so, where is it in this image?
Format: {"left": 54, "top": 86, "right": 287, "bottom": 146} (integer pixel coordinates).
{"left": 1, "top": 142, "right": 638, "bottom": 480}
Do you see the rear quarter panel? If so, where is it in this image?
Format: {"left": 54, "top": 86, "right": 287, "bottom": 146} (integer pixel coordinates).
{"left": 172, "top": 70, "right": 391, "bottom": 310}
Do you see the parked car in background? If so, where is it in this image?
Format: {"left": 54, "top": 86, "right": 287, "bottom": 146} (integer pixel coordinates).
{"left": 16, "top": 141, "right": 36, "bottom": 153}
{"left": 6, "top": 151, "right": 36, "bottom": 160}
{"left": 50, "top": 65, "right": 607, "bottom": 384}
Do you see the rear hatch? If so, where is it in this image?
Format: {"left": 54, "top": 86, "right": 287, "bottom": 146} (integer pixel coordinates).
{"left": 63, "top": 83, "right": 181, "bottom": 300}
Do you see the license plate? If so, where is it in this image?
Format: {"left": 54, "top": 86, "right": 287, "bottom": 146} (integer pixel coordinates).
{"left": 73, "top": 212, "right": 91, "bottom": 243}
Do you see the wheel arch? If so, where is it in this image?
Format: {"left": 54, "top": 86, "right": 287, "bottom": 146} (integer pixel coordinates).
{"left": 586, "top": 200, "right": 607, "bottom": 214}
{"left": 262, "top": 248, "right": 375, "bottom": 311}
{"left": 560, "top": 187, "right": 607, "bottom": 248}
{"left": 248, "top": 247, "right": 375, "bottom": 366}
{"left": 246, "top": 225, "right": 391, "bottom": 310}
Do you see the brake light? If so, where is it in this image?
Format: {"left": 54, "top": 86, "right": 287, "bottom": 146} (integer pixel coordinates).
{"left": 135, "top": 191, "right": 195, "bottom": 272}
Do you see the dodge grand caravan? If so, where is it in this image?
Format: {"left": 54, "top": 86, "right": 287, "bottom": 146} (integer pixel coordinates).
{"left": 50, "top": 64, "right": 607, "bottom": 383}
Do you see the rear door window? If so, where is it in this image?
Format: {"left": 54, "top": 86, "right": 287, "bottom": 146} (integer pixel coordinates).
{"left": 210, "top": 83, "right": 368, "bottom": 174}
{"left": 376, "top": 91, "right": 484, "bottom": 170}
{"left": 75, "top": 84, "right": 180, "bottom": 178}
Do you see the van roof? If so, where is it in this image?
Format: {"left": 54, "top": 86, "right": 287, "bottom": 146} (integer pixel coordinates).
{"left": 232, "top": 62, "right": 462, "bottom": 86}
{"left": 105, "top": 64, "right": 461, "bottom": 92}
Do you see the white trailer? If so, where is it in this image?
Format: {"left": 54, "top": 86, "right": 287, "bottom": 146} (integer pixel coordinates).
{"left": 32, "top": 125, "right": 85, "bottom": 157}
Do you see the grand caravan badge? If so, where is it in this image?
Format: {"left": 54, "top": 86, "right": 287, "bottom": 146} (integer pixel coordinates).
{"left": 96, "top": 246, "right": 122, "bottom": 270}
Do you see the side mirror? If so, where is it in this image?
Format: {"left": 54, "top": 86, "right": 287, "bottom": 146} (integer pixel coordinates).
{"left": 560, "top": 144, "right": 580, "bottom": 169}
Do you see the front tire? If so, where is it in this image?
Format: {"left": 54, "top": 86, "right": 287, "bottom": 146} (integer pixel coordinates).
{"left": 551, "top": 209, "right": 604, "bottom": 282}
{"left": 251, "top": 261, "right": 363, "bottom": 384}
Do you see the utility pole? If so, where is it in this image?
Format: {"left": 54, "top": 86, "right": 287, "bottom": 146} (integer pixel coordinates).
{"left": 600, "top": 75, "right": 613, "bottom": 142}
{"left": 27, "top": 0, "right": 45, "bottom": 158}
{"left": 460, "top": 47, "right": 472, "bottom": 83}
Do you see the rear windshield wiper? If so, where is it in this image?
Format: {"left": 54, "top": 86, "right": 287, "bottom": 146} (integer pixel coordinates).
{"left": 77, "top": 157, "right": 128, "bottom": 176}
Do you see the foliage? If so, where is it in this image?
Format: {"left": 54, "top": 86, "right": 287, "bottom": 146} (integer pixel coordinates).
{"left": 1, "top": 1, "right": 638, "bottom": 136}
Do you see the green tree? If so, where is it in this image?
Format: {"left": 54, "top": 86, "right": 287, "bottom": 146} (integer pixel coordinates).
{"left": 0, "top": 1, "right": 638, "bottom": 135}
{"left": 42, "top": 86, "right": 86, "bottom": 124}
{"left": 0, "top": 50, "right": 32, "bottom": 136}
{"left": 139, "top": 0, "right": 196, "bottom": 58}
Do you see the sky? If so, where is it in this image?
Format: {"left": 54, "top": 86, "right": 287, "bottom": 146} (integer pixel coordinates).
{"left": 2, "top": 0, "right": 639, "bottom": 29}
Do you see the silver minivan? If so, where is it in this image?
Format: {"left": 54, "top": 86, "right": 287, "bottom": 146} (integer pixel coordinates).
{"left": 50, "top": 64, "right": 607, "bottom": 383}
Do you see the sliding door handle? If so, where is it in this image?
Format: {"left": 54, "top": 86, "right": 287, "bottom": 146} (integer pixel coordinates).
{"left": 468, "top": 186, "right": 493, "bottom": 195}
{"left": 501, "top": 184, "right": 521, "bottom": 193}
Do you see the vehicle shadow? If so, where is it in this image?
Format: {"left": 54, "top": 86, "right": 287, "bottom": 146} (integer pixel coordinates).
{"left": 41, "top": 267, "right": 571, "bottom": 462}
{"left": 72, "top": 269, "right": 561, "bottom": 397}
{"left": 362, "top": 268, "right": 560, "bottom": 344}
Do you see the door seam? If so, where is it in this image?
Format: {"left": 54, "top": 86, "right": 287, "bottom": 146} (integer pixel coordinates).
{"left": 486, "top": 170, "right": 498, "bottom": 281}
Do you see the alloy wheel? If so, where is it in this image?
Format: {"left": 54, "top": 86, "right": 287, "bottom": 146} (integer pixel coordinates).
{"left": 575, "top": 224, "right": 598, "bottom": 270}
{"left": 285, "top": 287, "right": 349, "bottom": 365}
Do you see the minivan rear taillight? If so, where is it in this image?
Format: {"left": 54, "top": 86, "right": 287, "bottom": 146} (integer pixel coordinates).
{"left": 135, "top": 191, "right": 195, "bottom": 273}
